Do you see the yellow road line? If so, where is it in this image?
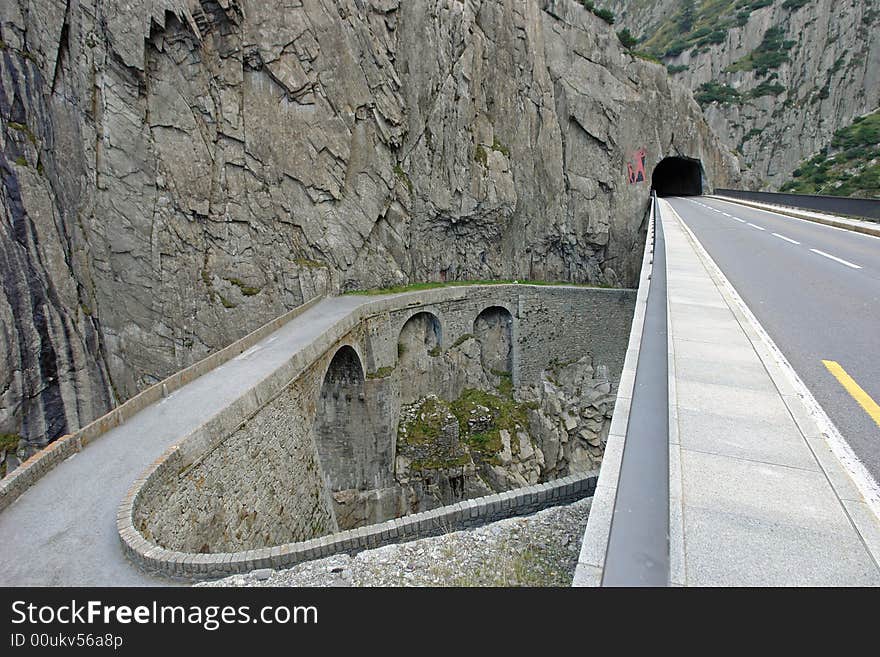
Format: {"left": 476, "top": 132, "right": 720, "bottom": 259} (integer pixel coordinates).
{"left": 822, "top": 360, "right": 880, "bottom": 429}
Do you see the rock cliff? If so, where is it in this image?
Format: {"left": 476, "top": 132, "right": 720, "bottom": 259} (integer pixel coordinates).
{"left": 608, "top": 0, "right": 880, "bottom": 189}
{"left": 0, "top": 0, "right": 742, "bottom": 459}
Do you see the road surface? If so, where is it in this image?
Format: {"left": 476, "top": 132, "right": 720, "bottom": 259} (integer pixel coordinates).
{"left": 666, "top": 196, "right": 880, "bottom": 485}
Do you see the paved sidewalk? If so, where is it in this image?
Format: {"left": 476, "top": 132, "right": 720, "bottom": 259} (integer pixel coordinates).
{"left": 662, "top": 200, "right": 880, "bottom": 586}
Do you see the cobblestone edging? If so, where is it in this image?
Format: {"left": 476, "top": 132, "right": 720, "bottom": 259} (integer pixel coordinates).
{"left": 0, "top": 295, "right": 325, "bottom": 513}
{"left": 119, "top": 470, "right": 597, "bottom": 580}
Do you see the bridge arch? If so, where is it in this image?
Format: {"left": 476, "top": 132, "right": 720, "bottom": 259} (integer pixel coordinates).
{"left": 473, "top": 305, "right": 514, "bottom": 375}
{"left": 314, "top": 345, "right": 369, "bottom": 495}
{"left": 652, "top": 156, "right": 703, "bottom": 197}
{"left": 397, "top": 311, "right": 442, "bottom": 362}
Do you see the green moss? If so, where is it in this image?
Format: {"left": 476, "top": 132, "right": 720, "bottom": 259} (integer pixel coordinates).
{"left": 491, "top": 137, "right": 510, "bottom": 158}
{"left": 491, "top": 369, "right": 514, "bottom": 398}
{"left": 578, "top": 0, "right": 615, "bottom": 24}
{"left": 448, "top": 388, "right": 532, "bottom": 461}
{"left": 780, "top": 109, "right": 880, "bottom": 198}
{"left": 724, "top": 26, "right": 795, "bottom": 76}
{"left": 0, "top": 434, "right": 20, "bottom": 453}
{"left": 8, "top": 121, "right": 36, "bottom": 145}
{"left": 218, "top": 294, "right": 236, "bottom": 309}
{"left": 428, "top": 346, "right": 441, "bottom": 357}
{"left": 13, "top": 156, "right": 27, "bottom": 167}
{"left": 367, "top": 366, "right": 396, "bottom": 379}
{"left": 393, "top": 164, "right": 414, "bottom": 194}
{"left": 399, "top": 397, "right": 449, "bottom": 445}
{"left": 345, "top": 279, "right": 611, "bottom": 296}
{"left": 474, "top": 144, "right": 488, "bottom": 167}
{"left": 695, "top": 81, "right": 741, "bottom": 106}
{"left": 450, "top": 333, "right": 474, "bottom": 349}
{"left": 666, "top": 64, "right": 688, "bottom": 74}
{"left": 632, "top": 51, "right": 662, "bottom": 64}
{"left": 226, "top": 277, "right": 261, "bottom": 296}
{"left": 617, "top": 28, "right": 638, "bottom": 49}
{"left": 748, "top": 82, "right": 786, "bottom": 98}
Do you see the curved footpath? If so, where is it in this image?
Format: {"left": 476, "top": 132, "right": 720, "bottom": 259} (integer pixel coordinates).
{"left": 0, "top": 295, "right": 382, "bottom": 586}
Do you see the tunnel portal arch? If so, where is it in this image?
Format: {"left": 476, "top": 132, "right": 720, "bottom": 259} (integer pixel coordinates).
{"left": 651, "top": 156, "right": 704, "bottom": 197}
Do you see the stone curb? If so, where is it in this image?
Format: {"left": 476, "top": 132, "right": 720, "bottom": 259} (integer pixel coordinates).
{"left": 0, "top": 294, "right": 327, "bottom": 513}
{"left": 118, "top": 470, "right": 597, "bottom": 580}
{"left": 710, "top": 195, "right": 880, "bottom": 238}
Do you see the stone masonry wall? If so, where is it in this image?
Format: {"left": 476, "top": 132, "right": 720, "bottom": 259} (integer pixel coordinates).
{"left": 135, "top": 351, "right": 341, "bottom": 553}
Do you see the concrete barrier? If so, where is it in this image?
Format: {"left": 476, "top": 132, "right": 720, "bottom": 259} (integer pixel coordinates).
{"left": 712, "top": 195, "right": 880, "bottom": 237}
{"left": 572, "top": 199, "right": 656, "bottom": 586}
{"left": 0, "top": 294, "right": 325, "bottom": 513}
{"left": 714, "top": 189, "right": 880, "bottom": 222}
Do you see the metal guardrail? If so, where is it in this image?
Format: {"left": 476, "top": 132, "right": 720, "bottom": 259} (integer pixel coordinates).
{"left": 601, "top": 192, "right": 670, "bottom": 586}
{"left": 715, "top": 189, "right": 880, "bottom": 221}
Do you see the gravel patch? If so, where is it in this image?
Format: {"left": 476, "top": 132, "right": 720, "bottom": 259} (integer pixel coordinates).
{"left": 199, "top": 497, "right": 591, "bottom": 587}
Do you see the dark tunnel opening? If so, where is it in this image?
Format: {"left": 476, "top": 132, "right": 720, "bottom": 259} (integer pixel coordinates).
{"left": 651, "top": 156, "right": 703, "bottom": 197}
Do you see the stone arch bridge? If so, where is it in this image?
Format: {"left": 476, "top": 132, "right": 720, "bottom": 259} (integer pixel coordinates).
{"left": 0, "top": 284, "right": 635, "bottom": 584}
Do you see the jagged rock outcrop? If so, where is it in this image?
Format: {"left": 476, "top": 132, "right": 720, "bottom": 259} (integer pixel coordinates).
{"left": 609, "top": 0, "right": 880, "bottom": 188}
{"left": 0, "top": 0, "right": 743, "bottom": 459}
{"left": 392, "top": 355, "right": 613, "bottom": 521}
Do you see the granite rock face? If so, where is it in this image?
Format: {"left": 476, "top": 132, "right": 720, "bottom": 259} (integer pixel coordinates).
{"left": 0, "top": 0, "right": 743, "bottom": 457}
{"left": 610, "top": 0, "right": 880, "bottom": 188}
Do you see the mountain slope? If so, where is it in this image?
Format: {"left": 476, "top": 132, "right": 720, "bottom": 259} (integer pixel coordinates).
{"left": 606, "top": 0, "right": 880, "bottom": 191}
{"left": 780, "top": 109, "right": 879, "bottom": 197}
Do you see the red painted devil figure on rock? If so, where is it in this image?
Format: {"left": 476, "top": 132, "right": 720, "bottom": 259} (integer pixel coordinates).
{"left": 627, "top": 147, "right": 648, "bottom": 184}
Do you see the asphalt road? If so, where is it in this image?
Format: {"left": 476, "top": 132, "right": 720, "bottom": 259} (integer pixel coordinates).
{"left": 666, "top": 196, "right": 880, "bottom": 485}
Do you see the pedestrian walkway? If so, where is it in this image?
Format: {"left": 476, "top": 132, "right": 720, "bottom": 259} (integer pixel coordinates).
{"left": 662, "top": 200, "right": 880, "bottom": 586}
{"left": 0, "top": 295, "right": 381, "bottom": 586}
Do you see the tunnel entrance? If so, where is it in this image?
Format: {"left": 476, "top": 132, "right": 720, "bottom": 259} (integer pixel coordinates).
{"left": 651, "top": 156, "right": 703, "bottom": 197}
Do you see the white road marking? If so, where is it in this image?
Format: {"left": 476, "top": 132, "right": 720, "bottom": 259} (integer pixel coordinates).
{"left": 708, "top": 196, "right": 880, "bottom": 242}
{"left": 733, "top": 217, "right": 746, "bottom": 223}
{"left": 810, "top": 248, "right": 862, "bottom": 269}
{"left": 771, "top": 232, "right": 800, "bottom": 245}
{"left": 747, "top": 223, "right": 765, "bottom": 231}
